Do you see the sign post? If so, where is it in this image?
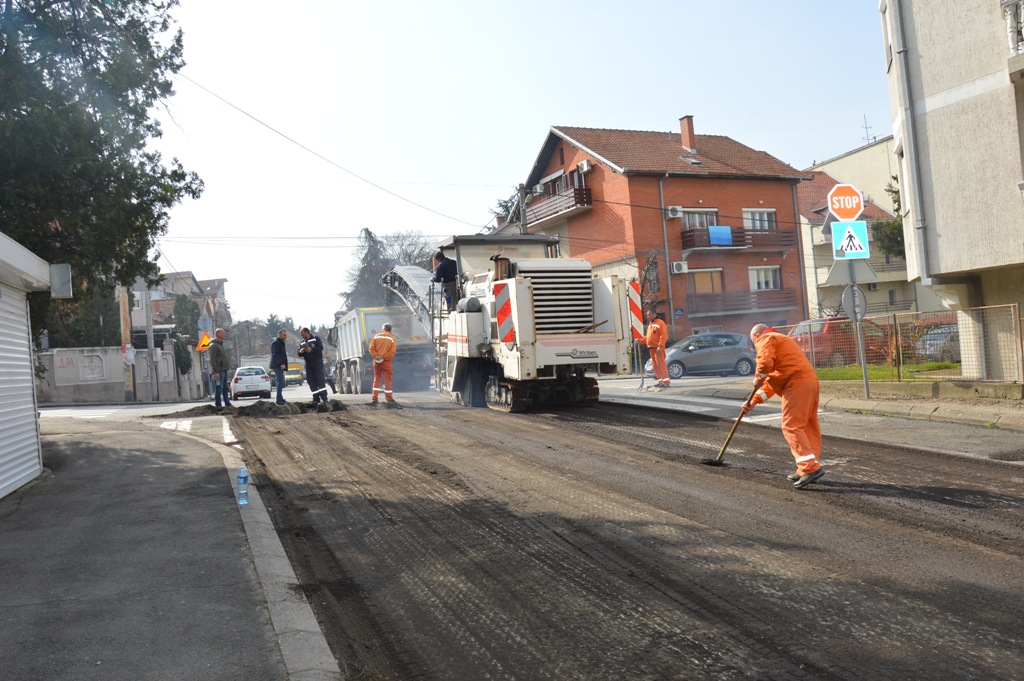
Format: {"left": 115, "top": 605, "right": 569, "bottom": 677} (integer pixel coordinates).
{"left": 827, "top": 183, "right": 871, "bottom": 398}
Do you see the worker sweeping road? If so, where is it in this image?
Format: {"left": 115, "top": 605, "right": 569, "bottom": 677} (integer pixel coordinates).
{"left": 741, "top": 323, "right": 825, "bottom": 489}
{"left": 645, "top": 308, "right": 670, "bottom": 390}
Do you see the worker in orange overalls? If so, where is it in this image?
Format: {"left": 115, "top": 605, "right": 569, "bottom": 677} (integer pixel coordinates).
{"left": 368, "top": 323, "right": 400, "bottom": 408}
{"left": 741, "top": 323, "right": 824, "bottom": 489}
{"left": 645, "top": 308, "right": 670, "bottom": 389}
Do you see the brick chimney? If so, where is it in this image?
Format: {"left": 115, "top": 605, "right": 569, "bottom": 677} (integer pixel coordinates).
{"left": 679, "top": 115, "right": 696, "bottom": 152}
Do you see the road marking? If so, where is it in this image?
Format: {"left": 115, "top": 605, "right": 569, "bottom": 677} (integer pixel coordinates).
{"left": 39, "top": 408, "right": 118, "bottom": 419}
{"left": 160, "top": 419, "right": 193, "bottom": 432}
{"left": 222, "top": 418, "right": 238, "bottom": 445}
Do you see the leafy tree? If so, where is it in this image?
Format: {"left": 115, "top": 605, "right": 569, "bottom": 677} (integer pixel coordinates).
{"left": 870, "top": 177, "right": 905, "bottom": 260}
{"left": 165, "top": 294, "right": 200, "bottom": 337}
{"left": 44, "top": 281, "right": 120, "bottom": 347}
{"left": 1, "top": 0, "right": 203, "bottom": 340}
{"left": 340, "top": 228, "right": 395, "bottom": 310}
{"left": 172, "top": 336, "right": 192, "bottom": 375}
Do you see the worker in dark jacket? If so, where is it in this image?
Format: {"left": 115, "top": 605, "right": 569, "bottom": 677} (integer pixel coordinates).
{"left": 298, "top": 327, "right": 329, "bottom": 404}
{"left": 432, "top": 251, "right": 459, "bottom": 310}
{"left": 270, "top": 329, "right": 288, "bottom": 405}
{"left": 209, "top": 328, "right": 232, "bottom": 408}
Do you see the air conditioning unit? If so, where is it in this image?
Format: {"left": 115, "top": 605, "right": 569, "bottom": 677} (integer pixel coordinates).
{"left": 577, "top": 159, "right": 593, "bottom": 174}
{"left": 666, "top": 206, "right": 685, "bottom": 219}
{"left": 671, "top": 261, "right": 688, "bottom": 275}
{"left": 533, "top": 184, "right": 545, "bottom": 195}
{"left": 868, "top": 283, "right": 879, "bottom": 291}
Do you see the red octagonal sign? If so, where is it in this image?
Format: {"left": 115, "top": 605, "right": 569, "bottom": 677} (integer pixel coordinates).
{"left": 827, "top": 184, "right": 864, "bottom": 221}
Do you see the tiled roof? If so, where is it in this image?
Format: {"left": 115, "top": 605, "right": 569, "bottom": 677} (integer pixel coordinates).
{"left": 552, "top": 126, "right": 807, "bottom": 180}
{"left": 796, "top": 171, "right": 894, "bottom": 222}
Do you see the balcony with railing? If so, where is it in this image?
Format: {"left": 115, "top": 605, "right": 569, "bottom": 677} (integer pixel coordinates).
{"left": 685, "top": 288, "right": 798, "bottom": 317}
{"left": 680, "top": 225, "right": 797, "bottom": 257}
{"left": 524, "top": 187, "right": 593, "bottom": 229}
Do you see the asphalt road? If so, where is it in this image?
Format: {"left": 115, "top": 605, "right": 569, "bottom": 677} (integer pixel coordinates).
{"left": 202, "top": 387, "right": 1024, "bottom": 680}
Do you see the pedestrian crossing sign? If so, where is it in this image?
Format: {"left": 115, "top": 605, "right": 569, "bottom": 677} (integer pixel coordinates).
{"left": 196, "top": 331, "right": 211, "bottom": 351}
{"left": 832, "top": 221, "right": 870, "bottom": 260}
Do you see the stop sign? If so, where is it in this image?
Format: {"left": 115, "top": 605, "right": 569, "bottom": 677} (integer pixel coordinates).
{"left": 827, "top": 184, "right": 864, "bottom": 221}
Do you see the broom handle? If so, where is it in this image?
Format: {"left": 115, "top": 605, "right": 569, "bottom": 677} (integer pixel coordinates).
{"left": 716, "top": 386, "right": 759, "bottom": 461}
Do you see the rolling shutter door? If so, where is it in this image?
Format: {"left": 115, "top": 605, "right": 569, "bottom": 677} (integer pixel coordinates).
{"left": 0, "top": 285, "right": 42, "bottom": 499}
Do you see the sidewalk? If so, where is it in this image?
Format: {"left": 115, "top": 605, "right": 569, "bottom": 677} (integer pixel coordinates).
{"left": 0, "top": 414, "right": 341, "bottom": 681}
{"left": 598, "top": 376, "right": 1024, "bottom": 464}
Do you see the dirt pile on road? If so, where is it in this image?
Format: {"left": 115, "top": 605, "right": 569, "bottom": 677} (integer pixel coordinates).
{"left": 158, "top": 401, "right": 346, "bottom": 419}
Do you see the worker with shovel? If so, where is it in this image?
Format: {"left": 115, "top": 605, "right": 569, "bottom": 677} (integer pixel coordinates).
{"left": 741, "top": 323, "right": 825, "bottom": 489}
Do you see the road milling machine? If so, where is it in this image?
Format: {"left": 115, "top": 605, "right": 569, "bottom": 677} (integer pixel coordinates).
{"left": 381, "top": 235, "right": 637, "bottom": 412}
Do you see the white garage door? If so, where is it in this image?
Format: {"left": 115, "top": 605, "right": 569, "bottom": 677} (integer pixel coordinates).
{"left": 0, "top": 283, "right": 42, "bottom": 499}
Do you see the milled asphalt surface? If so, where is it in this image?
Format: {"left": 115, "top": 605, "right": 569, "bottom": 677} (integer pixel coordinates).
{"left": 3, "top": 378, "right": 1022, "bottom": 681}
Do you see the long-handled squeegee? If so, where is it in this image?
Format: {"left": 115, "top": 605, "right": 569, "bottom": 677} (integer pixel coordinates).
{"left": 702, "top": 386, "right": 758, "bottom": 467}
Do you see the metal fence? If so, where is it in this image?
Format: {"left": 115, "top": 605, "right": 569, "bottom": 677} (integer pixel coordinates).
{"left": 775, "top": 304, "right": 1023, "bottom": 383}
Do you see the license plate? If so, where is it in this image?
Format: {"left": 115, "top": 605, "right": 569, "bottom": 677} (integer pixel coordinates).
{"left": 246, "top": 384, "right": 259, "bottom": 390}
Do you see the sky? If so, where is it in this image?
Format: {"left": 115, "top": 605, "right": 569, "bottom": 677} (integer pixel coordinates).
{"left": 151, "top": 0, "right": 894, "bottom": 329}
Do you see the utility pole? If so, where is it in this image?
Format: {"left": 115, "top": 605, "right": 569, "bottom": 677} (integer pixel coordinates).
{"left": 118, "top": 284, "right": 134, "bottom": 401}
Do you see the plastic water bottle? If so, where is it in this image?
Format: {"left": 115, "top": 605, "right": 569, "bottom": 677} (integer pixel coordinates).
{"left": 237, "top": 466, "right": 249, "bottom": 506}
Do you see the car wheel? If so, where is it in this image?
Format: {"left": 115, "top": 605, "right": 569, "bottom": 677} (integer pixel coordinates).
{"left": 827, "top": 350, "right": 847, "bottom": 367}
{"left": 734, "top": 358, "right": 754, "bottom": 376}
{"left": 668, "top": 361, "right": 685, "bottom": 380}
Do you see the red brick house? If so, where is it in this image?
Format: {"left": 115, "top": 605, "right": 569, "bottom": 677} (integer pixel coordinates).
{"left": 501, "top": 116, "right": 810, "bottom": 339}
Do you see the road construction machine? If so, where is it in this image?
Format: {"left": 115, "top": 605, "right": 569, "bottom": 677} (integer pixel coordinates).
{"left": 381, "top": 235, "right": 636, "bottom": 412}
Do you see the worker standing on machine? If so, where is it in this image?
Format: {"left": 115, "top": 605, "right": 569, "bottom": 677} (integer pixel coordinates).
{"left": 368, "top": 323, "right": 400, "bottom": 408}
{"left": 741, "top": 323, "right": 825, "bottom": 489}
{"left": 645, "top": 308, "right": 670, "bottom": 390}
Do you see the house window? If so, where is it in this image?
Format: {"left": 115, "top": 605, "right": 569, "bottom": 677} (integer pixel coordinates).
{"left": 749, "top": 266, "right": 781, "bottom": 291}
{"left": 559, "top": 147, "right": 565, "bottom": 166}
{"left": 688, "top": 268, "right": 723, "bottom": 294}
{"left": 888, "top": 289, "right": 897, "bottom": 305}
{"left": 743, "top": 209, "right": 776, "bottom": 230}
{"left": 679, "top": 210, "right": 718, "bottom": 229}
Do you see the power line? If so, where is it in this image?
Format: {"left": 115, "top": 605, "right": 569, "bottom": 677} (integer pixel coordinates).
{"left": 174, "top": 72, "right": 490, "bottom": 230}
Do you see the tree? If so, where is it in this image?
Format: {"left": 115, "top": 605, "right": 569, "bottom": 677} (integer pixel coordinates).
{"left": 165, "top": 294, "right": 200, "bottom": 338}
{"left": 340, "top": 227, "right": 427, "bottom": 311}
{"left": 1, "top": 0, "right": 204, "bottom": 340}
{"left": 44, "top": 281, "right": 120, "bottom": 348}
{"left": 383, "top": 229, "right": 435, "bottom": 270}
{"left": 870, "top": 177, "right": 905, "bottom": 260}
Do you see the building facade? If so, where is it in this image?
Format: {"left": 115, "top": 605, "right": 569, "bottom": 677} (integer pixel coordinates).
{"left": 880, "top": 0, "right": 1024, "bottom": 308}
{"left": 502, "top": 116, "right": 809, "bottom": 339}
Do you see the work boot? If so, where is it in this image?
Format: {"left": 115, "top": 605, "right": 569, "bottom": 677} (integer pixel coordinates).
{"left": 793, "top": 469, "right": 825, "bottom": 489}
{"left": 386, "top": 401, "right": 401, "bottom": 409}
{"left": 368, "top": 400, "right": 378, "bottom": 406}
{"left": 787, "top": 472, "right": 801, "bottom": 481}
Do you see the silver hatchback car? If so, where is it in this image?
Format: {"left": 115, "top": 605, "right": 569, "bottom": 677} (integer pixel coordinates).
{"left": 645, "top": 332, "right": 756, "bottom": 379}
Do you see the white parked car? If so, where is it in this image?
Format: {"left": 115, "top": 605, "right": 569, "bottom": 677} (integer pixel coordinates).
{"left": 231, "top": 366, "right": 272, "bottom": 400}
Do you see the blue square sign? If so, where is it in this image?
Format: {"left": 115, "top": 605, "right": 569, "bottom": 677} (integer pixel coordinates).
{"left": 832, "top": 221, "right": 870, "bottom": 260}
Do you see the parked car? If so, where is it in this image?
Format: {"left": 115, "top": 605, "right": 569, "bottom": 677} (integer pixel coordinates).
{"left": 915, "top": 325, "right": 961, "bottom": 363}
{"left": 788, "top": 317, "right": 898, "bottom": 367}
{"left": 231, "top": 366, "right": 272, "bottom": 399}
{"left": 644, "top": 332, "right": 755, "bottom": 379}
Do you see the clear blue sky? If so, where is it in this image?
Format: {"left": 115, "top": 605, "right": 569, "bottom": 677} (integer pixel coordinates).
{"left": 152, "top": 0, "right": 892, "bottom": 327}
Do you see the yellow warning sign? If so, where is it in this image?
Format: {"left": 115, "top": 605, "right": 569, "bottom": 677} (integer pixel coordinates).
{"left": 196, "top": 331, "right": 211, "bottom": 351}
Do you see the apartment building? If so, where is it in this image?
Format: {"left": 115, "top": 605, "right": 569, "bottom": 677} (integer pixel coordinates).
{"left": 502, "top": 116, "right": 809, "bottom": 338}
{"left": 880, "top": 0, "right": 1024, "bottom": 308}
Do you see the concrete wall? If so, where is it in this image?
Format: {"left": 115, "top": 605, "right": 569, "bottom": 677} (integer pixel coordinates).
{"left": 36, "top": 344, "right": 207, "bottom": 404}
